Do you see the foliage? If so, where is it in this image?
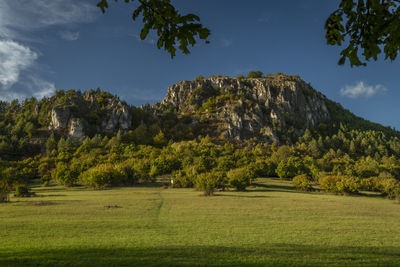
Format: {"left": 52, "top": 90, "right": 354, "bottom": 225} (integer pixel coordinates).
{"left": 52, "top": 162, "right": 79, "bottom": 187}
{"left": 227, "top": 167, "right": 251, "bottom": 191}
{"left": 195, "top": 171, "right": 219, "bottom": 196}
{"left": 0, "top": 180, "right": 9, "bottom": 202}
{"left": 14, "top": 185, "right": 30, "bottom": 197}
{"left": 319, "top": 175, "right": 361, "bottom": 194}
{"left": 276, "top": 157, "right": 308, "bottom": 179}
{"left": 79, "top": 164, "right": 124, "bottom": 188}
{"left": 292, "top": 174, "right": 314, "bottom": 191}
{"left": 97, "top": 0, "right": 210, "bottom": 58}
{"left": 247, "top": 71, "right": 263, "bottom": 78}
{"left": 171, "top": 170, "right": 194, "bottom": 188}
{"left": 325, "top": 0, "right": 400, "bottom": 66}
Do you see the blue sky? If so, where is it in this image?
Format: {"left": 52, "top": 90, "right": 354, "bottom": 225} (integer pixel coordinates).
{"left": 0, "top": 0, "right": 399, "bottom": 129}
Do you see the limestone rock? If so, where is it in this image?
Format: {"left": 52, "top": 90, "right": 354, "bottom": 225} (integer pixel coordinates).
{"left": 161, "top": 74, "right": 330, "bottom": 143}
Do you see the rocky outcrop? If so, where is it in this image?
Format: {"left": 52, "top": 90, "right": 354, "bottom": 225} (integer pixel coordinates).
{"left": 161, "top": 74, "right": 330, "bottom": 143}
{"left": 49, "top": 91, "right": 131, "bottom": 138}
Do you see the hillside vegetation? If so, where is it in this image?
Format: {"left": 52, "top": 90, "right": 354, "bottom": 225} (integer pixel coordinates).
{"left": 1, "top": 73, "right": 400, "bottom": 201}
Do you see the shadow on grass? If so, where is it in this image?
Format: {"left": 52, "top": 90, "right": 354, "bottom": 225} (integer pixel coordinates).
{"left": 250, "top": 183, "right": 297, "bottom": 194}
{"left": 217, "top": 193, "right": 272, "bottom": 199}
{"left": 1, "top": 244, "right": 399, "bottom": 266}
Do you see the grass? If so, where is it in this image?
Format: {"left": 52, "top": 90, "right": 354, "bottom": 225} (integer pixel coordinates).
{"left": 1, "top": 178, "right": 400, "bottom": 266}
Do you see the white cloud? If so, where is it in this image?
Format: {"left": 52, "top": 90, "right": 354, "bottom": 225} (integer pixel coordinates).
{"left": 0, "top": 40, "right": 38, "bottom": 88}
{"left": 28, "top": 76, "right": 56, "bottom": 99}
{"left": 340, "top": 81, "right": 387, "bottom": 99}
{"left": 59, "top": 31, "right": 80, "bottom": 41}
{"left": 0, "top": 0, "right": 98, "bottom": 101}
{"left": 0, "top": 0, "right": 97, "bottom": 39}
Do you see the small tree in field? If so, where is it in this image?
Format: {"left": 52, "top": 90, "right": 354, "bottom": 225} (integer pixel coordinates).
{"left": 0, "top": 181, "right": 10, "bottom": 202}
{"left": 227, "top": 167, "right": 251, "bottom": 191}
{"left": 195, "top": 172, "right": 219, "bottom": 196}
{"left": 292, "top": 174, "right": 313, "bottom": 191}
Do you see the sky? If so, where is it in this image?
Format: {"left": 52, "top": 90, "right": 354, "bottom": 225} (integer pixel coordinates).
{"left": 0, "top": 0, "right": 399, "bottom": 129}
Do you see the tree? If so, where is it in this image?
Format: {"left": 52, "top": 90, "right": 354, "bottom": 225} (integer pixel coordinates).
{"left": 97, "top": 0, "right": 400, "bottom": 66}
{"left": 97, "top": 0, "right": 210, "bottom": 58}
{"left": 325, "top": 0, "right": 400, "bottom": 66}
{"left": 247, "top": 71, "right": 263, "bottom": 78}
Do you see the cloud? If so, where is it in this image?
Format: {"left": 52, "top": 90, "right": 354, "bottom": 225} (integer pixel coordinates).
{"left": 0, "top": 0, "right": 98, "bottom": 101}
{"left": 340, "top": 81, "right": 387, "bottom": 98}
{"left": 0, "top": 40, "right": 38, "bottom": 88}
{"left": 59, "top": 31, "right": 80, "bottom": 41}
{"left": 0, "top": 0, "right": 97, "bottom": 39}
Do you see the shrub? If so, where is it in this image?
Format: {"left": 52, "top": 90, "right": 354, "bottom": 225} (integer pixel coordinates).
{"left": 15, "top": 185, "right": 30, "bottom": 197}
{"left": 79, "top": 164, "right": 123, "bottom": 188}
{"left": 115, "top": 162, "right": 139, "bottom": 185}
{"left": 336, "top": 176, "right": 361, "bottom": 194}
{"left": 172, "top": 170, "right": 194, "bottom": 188}
{"left": 250, "top": 159, "right": 276, "bottom": 177}
{"left": 52, "top": 162, "right": 79, "bottom": 187}
{"left": 276, "top": 157, "right": 308, "bottom": 179}
{"left": 0, "top": 181, "right": 9, "bottom": 203}
{"left": 195, "top": 75, "right": 205, "bottom": 80}
{"left": 247, "top": 71, "right": 263, "bottom": 78}
{"left": 378, "top": 178, "right": 400, "bottom": 199}
{"left": 227, "top": 167, "right": 251, "bottom": 191}
{"left": 319, "top": 175, "right": 361, "bottom": 194}
{"left": 195, "top": 171, "right": 219, "bottom": 196}
{"left": 292, "top": 174, "right": 313, "bottom": 191}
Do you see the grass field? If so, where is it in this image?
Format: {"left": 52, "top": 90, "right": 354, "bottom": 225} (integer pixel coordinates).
{"left": 1, "top": 178, "right": 400, "bottom": 266}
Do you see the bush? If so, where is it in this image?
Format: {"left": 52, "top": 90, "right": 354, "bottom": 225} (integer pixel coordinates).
{"left": 251, "top": 159, "right": 277, "bottom": 177}
{"left": 15, "top": 185, "right": 30, "bottom": 197}
{"left": 319, "top": 175, "right": 361, "bottom": 194}
{"left": 52, "top": 162, "right": 79, "bottom": 187}
{"left": 319, "top": 175, "right": 341, "bottom": 193}
{"left": 115, "top": 162, "right": 139, "bottom": 185}
{"left": 195, "top": 171, "right": 219, "bottom": 196}
{"left": 227, "top": 167, "right": 251, "bottom": 191}
{"left": 292, "top": 174, "right": 313, "bottom": 191}
{"left": 247, "top": 71, "right": 263, "bottom": 78}
{"left": 336, "top": 176, "right": 361, "bottom": 194}
{"left": 79, "top": 164, "right": 123, "bottom": 188}
{"left": 276, "top": 157, "right": 308, "bottom": 179}
{"left": 172, "top": 170, "right": 194, "bottom": 188}
{"left": 378, "top": 178, "right": 400, "bottom": 199}
{"left": 0, "top": 181, "right": 9, "bottom": 203}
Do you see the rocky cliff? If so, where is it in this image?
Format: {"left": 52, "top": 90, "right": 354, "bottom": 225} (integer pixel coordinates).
{"left": 161, "top": 74, "right": 330, "bottom": 143}
{"left": 48, "top": 90, "right": 131, "bottom": 138}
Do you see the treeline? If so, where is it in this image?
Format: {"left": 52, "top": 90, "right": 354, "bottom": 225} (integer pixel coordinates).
{"left": 1, "top": 126, "right": 400, "bottom": 200}
{"left": 1, "top": 88, "right": 400, "bottom": 201}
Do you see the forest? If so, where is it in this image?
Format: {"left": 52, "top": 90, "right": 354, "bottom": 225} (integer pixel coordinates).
{"left": 1, "top": 85, "right": 400, "bottom": 202}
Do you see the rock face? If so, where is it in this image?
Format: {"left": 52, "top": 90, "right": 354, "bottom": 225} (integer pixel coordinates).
{"left": 161, "top": 74, "right": 330, "bottom": 143}
{"left": 49, "top": 91, "right": 131, "bottom": 138}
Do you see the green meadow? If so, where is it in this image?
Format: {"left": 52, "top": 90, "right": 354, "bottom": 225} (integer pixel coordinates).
{"left": 1, "top": 178, "right": 400, "bottom": 266}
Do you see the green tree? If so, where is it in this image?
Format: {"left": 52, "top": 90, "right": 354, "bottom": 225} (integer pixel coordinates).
{"left": 247, "top": 71, "right": 263, "bottom": 78}
{"left": 46, "top": 134, "right": 57, "bottom": 154}
{"left": 97, "top": 0, "right": 210, "bottom": 58}
{"left": 97, "top": 1, "right": 400, "bottom": 66}
{"left": 325, "top": 0, "right": 400, "bottom": 66}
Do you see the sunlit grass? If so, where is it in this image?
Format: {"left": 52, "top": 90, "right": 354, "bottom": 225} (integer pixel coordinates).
{"left": 1, "top": 178, "right": 400, "bottom": 266}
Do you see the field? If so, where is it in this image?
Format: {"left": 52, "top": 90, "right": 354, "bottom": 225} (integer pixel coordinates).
{"left": 1, "top": 178, "right": 400, "bottom": 266}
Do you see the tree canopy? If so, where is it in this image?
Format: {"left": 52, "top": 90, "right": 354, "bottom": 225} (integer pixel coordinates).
{"left": 97, "top": 0, "right": 400, "bottom": 66}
